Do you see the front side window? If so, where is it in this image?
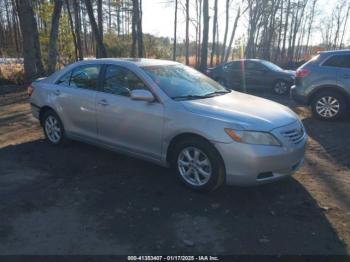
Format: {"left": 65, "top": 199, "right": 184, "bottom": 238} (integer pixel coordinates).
{"left": 102, "top": 65, "right": 148, "bottom": 96}
{"left": 323, "top": 55, "right": 350, "bottom": 68}
{"left": 142, "top": 64, "right": 229, "bottom": 100}
{"left": 70, "top": 65, "right": 101, "bottom": 90}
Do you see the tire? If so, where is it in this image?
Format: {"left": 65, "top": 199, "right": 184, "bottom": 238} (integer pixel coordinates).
{"left": 273, "top": 80, "right": 289, "bottom": 95}
{"left": 41, "top": 110, "right": 66, "bottom": 145}
{"left": 311, "top": 91, "right": 346, "bottom": 121}
{"left": 171, "top": 137, "right": 225, "bottom": 191}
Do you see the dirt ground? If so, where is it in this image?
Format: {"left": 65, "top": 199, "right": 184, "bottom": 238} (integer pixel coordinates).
{"left": 0, "top": 85, "right": 349, "bottom": 255}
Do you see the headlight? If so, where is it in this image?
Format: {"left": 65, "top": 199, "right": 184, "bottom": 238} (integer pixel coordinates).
{"left": 224, "top": 128, "right": 281, "bottom": 146}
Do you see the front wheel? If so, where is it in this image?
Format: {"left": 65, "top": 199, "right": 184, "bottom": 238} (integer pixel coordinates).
{"left": 311, "top": 91, "right": 346, "bottom": 121}
{"left": 273, "top": 80, "right": 289, "bottom": 95}
{"left": 171, "top": 137, "right": 225, "bottom": 191}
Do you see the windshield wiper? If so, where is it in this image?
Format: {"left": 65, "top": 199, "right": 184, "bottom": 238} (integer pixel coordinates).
{"left": 203, "top": 90, "right": 231, "bottom": 97}
{"left": 172, "top": 90, "right": 231, "bottom": 100}
{"left": 172, "top": 95, "right": 211, "bottom": 100}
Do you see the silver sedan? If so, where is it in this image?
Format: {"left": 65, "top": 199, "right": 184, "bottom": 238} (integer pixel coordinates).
{"left": 29, "top": 59, "right": 307, "bottom": 191}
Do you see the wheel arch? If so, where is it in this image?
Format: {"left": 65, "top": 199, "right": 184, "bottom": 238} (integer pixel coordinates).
{"left": 165, "top": 132, "right": 225, "bottom": 166}
{"left": 308, "top": 85, "right": 350, "bottom": 105}
{"left": 39, "top": 106, "right": 58, "bottom": 126}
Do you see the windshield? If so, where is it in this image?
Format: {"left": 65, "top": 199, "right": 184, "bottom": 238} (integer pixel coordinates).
{"left": 142, "top": 64, "right": 229, "bottom": 100}
{"left": 260, "top": 60, "right": 283, "bottom": 71}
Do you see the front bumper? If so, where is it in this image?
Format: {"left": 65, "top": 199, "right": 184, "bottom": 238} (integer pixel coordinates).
{"left": 215, "top": 122, "right": 307, "bottom": 186}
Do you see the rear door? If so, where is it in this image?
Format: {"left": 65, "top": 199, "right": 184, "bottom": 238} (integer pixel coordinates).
{"left": 222, "top": 61, "right": 241, "bottom": 89}
{"left": 53, "top": 64, "right": 101, "bottom": 139}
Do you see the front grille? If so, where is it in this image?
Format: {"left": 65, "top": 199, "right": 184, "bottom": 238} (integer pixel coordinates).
{"left": 281, "top": 126, "right": 305, "bottom": 144}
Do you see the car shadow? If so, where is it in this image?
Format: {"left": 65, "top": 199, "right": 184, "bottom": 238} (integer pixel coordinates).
{"left": 302, "top": 116, "right": 350, "bottom": 169}
{"left": 0, "top": 139, "right": 347, "bottom": 255}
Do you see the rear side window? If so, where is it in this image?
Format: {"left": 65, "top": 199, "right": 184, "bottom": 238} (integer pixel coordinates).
{"left": 322, "top": 55, "right": 350, "bottom": 69}
{"left": 56, "top": 71, "right": 71, "bottom": 86}
{"left": 56, "top": 64, "right": 101, "bottom": 90}
{"left": 70, "top": 65, "right": 101, "bottom": 90}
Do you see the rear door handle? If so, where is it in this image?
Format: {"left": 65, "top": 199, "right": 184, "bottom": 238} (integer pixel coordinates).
{"left": 98, "top": 99, "right": 109, "bottom": 106}
{"left": 344, "top": 75, "right": 350, "bottom": 79}
{"left": 54, "top": 90, "right": 61, "bottom": 96}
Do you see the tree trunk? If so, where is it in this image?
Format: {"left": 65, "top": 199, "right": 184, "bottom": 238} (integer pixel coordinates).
{"left": 47, "top": 0, "right": 63, "bottom": 74}
{"left": 173, "top": 0, "right": 178, "bottom": 61}
{"left": 185, "top": 0, "right": 189, "bottom": 65}
{"left": 15, "top": 0, "right": 44, "bottom": 81}
{"left": 281, "top": 0, "right": 291, "bottom": 61}
{"left": 220, "top": 0, "right": 230, "bottom": 63}
{"left": 131, "top": 0, "right": 138, "bottom": 57}
{"left": 84, "top": 0, "right": 107, "bottom": 58}
{"left": 65, "top": 0, "right": 78, "bottom": 61}
{"left": 73, "top": 0, "right": 84, "bottom": 60}
{"left": 199, "top": 0, "right": 209, "bottom": 72}
{"left": 97, "top": 0, "right": 103, "bottom": 56}
{"left": 137, "top": 0, "right": 144, "bottom": 57}
{"left": 224, "top": 7, "right": 241, "bottom": 63}
{"left": 210, "top": 0, "right": 218, "bottom": 67}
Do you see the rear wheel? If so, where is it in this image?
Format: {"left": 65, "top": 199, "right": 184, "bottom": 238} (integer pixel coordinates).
{"left": 42, "top": 110, "right": 66, "bottom": 145}
{"left": 273, "top": 80, "right": 289, "bottom": 95}
{"left": 311, "top": 91, "right": 346, "bottom": 120}
{"left": 171, "top": 137, "right": 225, "bottom": 191}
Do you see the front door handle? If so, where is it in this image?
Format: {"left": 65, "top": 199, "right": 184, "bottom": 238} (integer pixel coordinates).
{"left": 344, "top": 75, "right": 350, "bottom": 79}
{"left": 54, "top": 90, "right": 61, "bottom": 96}
{"left": 98, "top": 99, "right": 109, "bottom": 106}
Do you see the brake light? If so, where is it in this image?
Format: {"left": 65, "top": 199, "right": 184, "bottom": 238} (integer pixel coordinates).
{"left": 27, "top": 85, "right": 34, "bottom": 97}
{"left": 296, "top": 69, "right": 310, "bottom": 78}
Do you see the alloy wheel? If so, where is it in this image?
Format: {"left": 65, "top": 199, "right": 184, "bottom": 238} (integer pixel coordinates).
{"left": 177, "top": 147, "right": 212, "bottom": 187}
{"left": 274, "top": 81, "right": 287, "bottom": 95}
{"left": 315, "top": 96, "right": 340, "bottom": 118}
{"left": 45, "top": 115, "right": 62, "bottom": 143}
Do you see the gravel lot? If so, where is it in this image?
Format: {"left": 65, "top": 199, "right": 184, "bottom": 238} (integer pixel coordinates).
{"left": 0, "top": 85, "right": 349, "bottom": 255}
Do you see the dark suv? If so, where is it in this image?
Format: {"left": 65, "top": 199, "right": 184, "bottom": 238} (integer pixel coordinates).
{"left": 291, "top": 50, "right": 350, "bottom": 120}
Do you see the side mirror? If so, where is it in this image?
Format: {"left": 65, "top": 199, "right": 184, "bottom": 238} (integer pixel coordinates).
{"left": 130, "top": 89, "right": 155, "bottom": 102}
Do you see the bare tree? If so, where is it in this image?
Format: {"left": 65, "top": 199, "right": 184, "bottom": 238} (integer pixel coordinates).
{"left": 173, "top": 0, "right": 178, "bottom": 61}
{"left": 185, "top": 0, "right": 190, "bottom": 65}
{"left": 137, "top": 0, "right": 144, "bottom": 57}
{"left": 84, "top": 0, "right": 107, "bottom": 58}
{"left": 73, "top": 0, "right": 84, "bottom": 60}
{"left": 224, "top": 6, "right": 242, "bottom": 62}
{"left": 210, "top": 0, "right": 218, "bottom": 67}
{"left": 220, "top": 0, "right": 230, "bottom": 63}
{"left": 199, "top": 0, "right": 209, "bottom": 72}
{"left": 14, "top": 0, "right": 44, "bottom": 81}
{"left": 47, "top": 0, "right": 63, "bottom": 74}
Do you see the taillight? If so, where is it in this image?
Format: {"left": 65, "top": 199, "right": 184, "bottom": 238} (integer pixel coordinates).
{"left": 296, "top": 69, "right": 310, "bottom": 78}
{"left": 27, "top": 85, "right": 34, "bottom": 97}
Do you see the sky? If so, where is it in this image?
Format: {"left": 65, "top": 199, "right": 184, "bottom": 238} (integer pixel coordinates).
{"left": 141, "top": 0, "right": 345, "bottom": 46}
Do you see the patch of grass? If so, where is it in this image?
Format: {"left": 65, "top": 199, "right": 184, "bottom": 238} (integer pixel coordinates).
{"left": 0, "top": 63, "right": 25, "bottom": 85}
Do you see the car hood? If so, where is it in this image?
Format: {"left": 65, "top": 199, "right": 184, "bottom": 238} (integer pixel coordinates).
{"left": 181, "top": 92, "right": 298, "bottom": 131}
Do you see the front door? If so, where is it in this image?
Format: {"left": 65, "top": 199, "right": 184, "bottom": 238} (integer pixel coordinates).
{"left": 96, "top": 65, "right": 164, "bottom": 160}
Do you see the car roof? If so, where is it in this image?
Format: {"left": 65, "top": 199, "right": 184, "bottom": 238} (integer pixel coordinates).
{"left": 319, "top": 49, "right": 350, "bottom": 55}
{"left": 72, "top": 58, "right": 180, "bottom": 67}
